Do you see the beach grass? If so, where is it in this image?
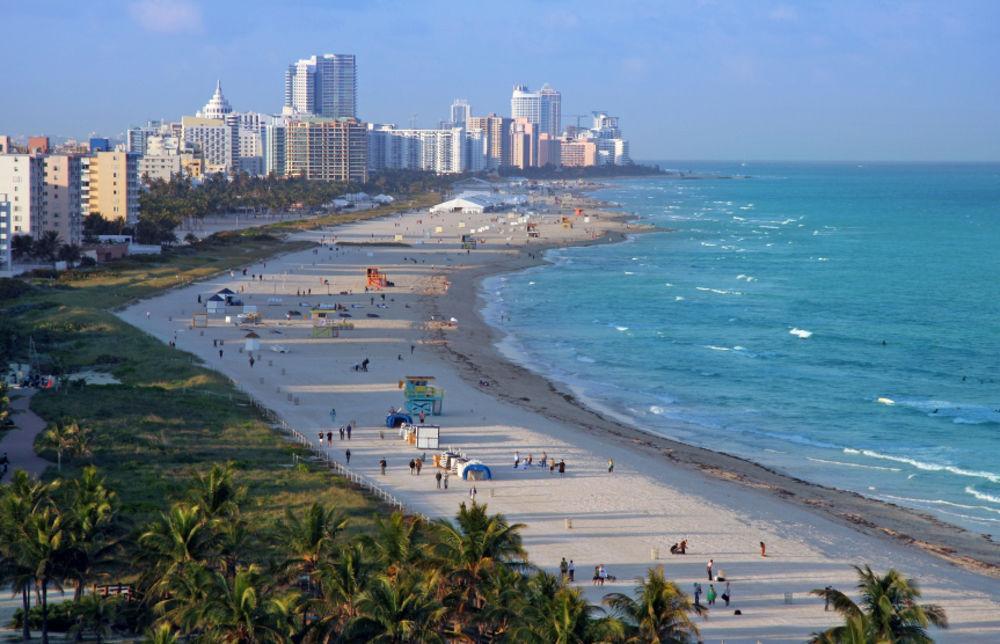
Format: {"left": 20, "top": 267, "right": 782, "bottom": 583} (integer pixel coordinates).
{"left": 3, "top": 200, "right": 446, "bottom": 534}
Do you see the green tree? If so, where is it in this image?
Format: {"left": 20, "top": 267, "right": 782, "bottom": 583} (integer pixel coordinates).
{"left": 39, "top": 420, "right": 92, "bottom": 471}
{"left": 68, "top": 593, "right": 121, "bottom": 643}
{"left": 22, "top": 504, "right": 69, "bottom": 644}
{"left": 603, "top": 566, "right": 704, "bottom": 643}
{"left": 344, "top": 571, "right": 447, "bottom": 643}
{"left": 511, "top": 576, "right": 621, "bottom": 644}
{"left": 10, "top": 235, "right": 33, "bottom": 261}
{"left": 33, "top": 231, "right": 62, "bottom": 263}
{"left": 57, "top": 244, "right": 82, "bottom": 264}
{"left": 188, "top": 564, "right": 298, "bottom": 643}
{"left": 303, "top": 542, "right": 374, "bottom": 641}
{"left": 361, "top": 511, "right": 427, "bottom": 578}
{"left": 811, "top": 565, "right": 948, "bottom": 644}
{"left": 0, "top": 471, "right": 53, "bottom": 641}
{"left": 62, "top": 466, "right": 120, "bottom": 600}
{"left": 275, "top": 502, "right": 346, "bottom": 590}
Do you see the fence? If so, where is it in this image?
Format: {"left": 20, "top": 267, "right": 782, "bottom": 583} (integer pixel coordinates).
{"left": 237, "top": 382, "right": 427, "bottom": 519}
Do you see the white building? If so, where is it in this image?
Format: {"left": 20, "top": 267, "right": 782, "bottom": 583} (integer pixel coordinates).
{"left": 0, "top": 194, "right": 12, "bottom": 273}
{"left": 0, "top": 154, "right": 42, "bottom": 236}
{"left": 263, "top": 124, "right": 287, "bottom": 176}
{"left": 511, "top": 85, "right": 540, "bottom": 125}
{"left": 539, "top": 84, "right": 561, "bottom": 137}
{"left": 464, "top": 128, "right": 487, "bottom": 173}
{"left": 197, "top": 80, "right": 234, "bottom": 120}
{"left": 367, "top": 125, "right": 466, "bottom": 174}
{"left": 284, "top": 54, "right": 357, "bottom": 119}
{"left": 182, "top": 116, "right": 233, "bottom": 174}
{"left": 450, "top": 99, "right": 471, "bottom": 127}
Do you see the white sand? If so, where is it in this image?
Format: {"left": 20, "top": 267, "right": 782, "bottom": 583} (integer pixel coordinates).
{"left": 120, "top": 207, "right": 1000, "bottom": 642}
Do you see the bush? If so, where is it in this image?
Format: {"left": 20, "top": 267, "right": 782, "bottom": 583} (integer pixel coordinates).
{"left": 9, "top": 601, "right": 77, "bottom": 632}
{"left": 0, "top": 277, "right": 31, "bottom": 301}
{"left": 79, "top": 256, "right": 97, "bottom": 267}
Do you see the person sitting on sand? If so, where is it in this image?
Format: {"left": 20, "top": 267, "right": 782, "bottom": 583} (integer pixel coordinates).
{"left": 669, "top": 542, "right": 680, "bottom": 555}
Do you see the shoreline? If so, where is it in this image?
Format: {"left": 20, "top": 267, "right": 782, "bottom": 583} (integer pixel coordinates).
{"left": 116, "top": 198, "right": 1000, "bottom": 640}
{"left": 430, "top": 202, "right": 1000, "bottom": 579}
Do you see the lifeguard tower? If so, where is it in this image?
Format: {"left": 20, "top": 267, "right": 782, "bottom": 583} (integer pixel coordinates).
{"left": 399, "top": 376, "right": 444, "bottom": 416}
{"left": 461, "top": 234, "right": 477, "bottom": 250}
{"left": 366, "top": 267, "right": 389, "bottom": 289}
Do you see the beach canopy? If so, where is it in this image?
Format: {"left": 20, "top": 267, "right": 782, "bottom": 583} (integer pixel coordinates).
{"left": 217, "top": 288, "right": 236, "bottom": 295}
{"left": 244, "top": 331, "right": 260, "bottom": 338}
{"left": 207, "top": 294, "right": 225, "bottom": 302}
{"left": 386, "top": 412, "right": 412, "bottom": 428}
{"left": 459, "top": 462, "right": 492, "bottom": 481}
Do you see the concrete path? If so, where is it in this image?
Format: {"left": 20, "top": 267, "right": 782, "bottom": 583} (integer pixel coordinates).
{"left": 1, "top": 389, "right": 52, "bottom": 481}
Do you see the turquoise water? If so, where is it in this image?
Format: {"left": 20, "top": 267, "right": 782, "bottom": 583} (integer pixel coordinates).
{"left": 483, "top": 163, "right": 1000, "bottom": 532}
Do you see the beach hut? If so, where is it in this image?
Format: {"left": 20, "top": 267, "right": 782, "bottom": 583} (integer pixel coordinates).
{"left": 206, "top": 294, "right": 226, "bottom": 314}
{"left": 244, "top": 331, "right": 260, "bottom": 353}
{"left": 416, "top": 425, "right": 440, "bottom": 449}
{"left": 386, "top": 411, "right": 412, "bottom": 428}
{"left": 459, "top": 461, "right": 492, "bottom": 481}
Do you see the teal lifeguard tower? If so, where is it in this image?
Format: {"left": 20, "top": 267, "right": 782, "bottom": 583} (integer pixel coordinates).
{"left": 399, "top": 376, "right": 444, "bottom": 416}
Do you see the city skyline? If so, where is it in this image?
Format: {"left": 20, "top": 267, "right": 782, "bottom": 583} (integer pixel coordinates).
{"left": 1, "top": 1, "right": 998, "bottom": 161}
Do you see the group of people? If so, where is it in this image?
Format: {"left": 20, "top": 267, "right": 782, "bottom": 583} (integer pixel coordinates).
{"left": 513, "top": 451, "right": 566, "bottom": 474}
{"left": 558, "top": 557, "right": 576, "bottom": 582}
{"left": 318, "top": 424, "right": 353, "bottom": 446}
{"left": 693, "top": 581, "right": 733, "bottom": 608}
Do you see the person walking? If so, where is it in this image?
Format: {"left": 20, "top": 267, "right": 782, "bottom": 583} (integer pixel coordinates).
{"left": 249, "top": 356, "right": 255, "bottom": 368}
{"left": 723, "top": 581, "right": 731, "bottom": 607}
{"left": 346, "top": 424, "right": 352, "bottom": 440}
{"left": 379, "top": 458, "right": 387, "bottom": 475}
{"left": 435, "top": 470, "right": 442, "bottom": 489}
{"left": 339, "top": 426, "right": 345, "bottom": 440}
{"left": 418, "top": 410, "right": 425, "bottom": 424}
{"left": 760, "top": 541, "right": 767, "bottom": 557}
{"left": 408, "top": 459, "right": 416, "bottom": 475}
{"left": 443, "top": 472, "right": 449, "bottom": 489}
{"left": 693, "top": 583, "right": 703, "bottom": 608}
{"left": 318, "top": 432, "right": 324, "bottom": 445}
{"left": 415, "top": 459, "right": 422, "bottom": 475}
{"left": 707, "top": 584, "right": 717, "bottom": 606}
{"left": 559, "top": 558, "right": 569, "bottom": 581}
{"left": 707, "top": 559, "right": 714, "bottom": 581}
{"left": 325, "top": 431, "right": 332, "bottom": 446}
{"left": 469, "top": 486, "right": 477, "bottom": 501}
{"left": 608, "top": 457, "right": 614, "bottom": 474}
{"left": 568, "top": 560, "right": 575, "bottom": 582}
{"left": 219, "top": 349, "right": 224, "bottom": 359}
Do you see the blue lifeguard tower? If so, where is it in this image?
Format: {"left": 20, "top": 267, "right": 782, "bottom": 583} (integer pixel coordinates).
{"left": 400, "top": 376, "right": 444, "bottom": 416}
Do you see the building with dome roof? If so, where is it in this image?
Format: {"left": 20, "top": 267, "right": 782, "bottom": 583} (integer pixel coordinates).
{"left": 197, "top": 80, "right": 233, "bottom": 120}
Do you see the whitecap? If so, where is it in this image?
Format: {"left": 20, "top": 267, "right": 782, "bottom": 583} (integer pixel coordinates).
{"left": 615, "top": 326, "right": 629, "bottom": 332}
{"left": 965, "top": 486, "right": 1000, "bottom": 504}
{"left": 705, "top": 345, "right": 730, "bottom": 352}
{"left": 674, "top": 296, "right": 685, "bottom": 301}
{"left": 576, "top": 356, "right": 596, "bottom": 364}
{"left": 844, "top": 449, "right": 1000, "bottom": 484}
{"left": 789, "top": 327, "right": 813, "bottom": 339}
{"left": 806, "top": 457, "right": 901, "bottom": 472}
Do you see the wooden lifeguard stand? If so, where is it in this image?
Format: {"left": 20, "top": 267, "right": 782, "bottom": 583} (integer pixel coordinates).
{"left": 399, "top": 376, "right": 444, "bottom": 416}
{"left": 366, "top": 267, "right": 388, "bottom": 289}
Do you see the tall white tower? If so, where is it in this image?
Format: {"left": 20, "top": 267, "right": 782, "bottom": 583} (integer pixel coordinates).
{"left": 539, "top": 83, "right": 561, "bottom": 136}
{"left": 197, "top": 80, "right": 233, "bottom": 119}
{"left": 511, "top": 85, "right": 541, "bottom": 125}
{"left": 283, "top": 54, "right": 357, "bottom": 118}
{"left": 450, "top": 99, "right": 471, "bottom": 126}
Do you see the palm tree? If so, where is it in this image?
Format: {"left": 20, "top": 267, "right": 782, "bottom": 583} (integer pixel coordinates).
{"left": 275, "top": 502, "right": 346, "bottom": 589}
{"left": 361, "top": 511, "right": 427, "bottom": 578}
{"left": 432, "top": 502, "right": 527, "bottom": 623}
{"left": 0, "top": 471, "right": 53, "bottom": 641}
{"left": 142, "top": 622, "right": 181, "bottom": 644}
{"left": 343, "top": 571, "right": 447, "bottom": 643}
{"left": 187, "top": 463, "right": 246, "bottom": 520}
{"left": 22, "top": 504, "right": 69, "bottom": 644}
{"left": 603, "top": 566, "right": 704, "bottom": 643}
{"left": 38, "top": 421, "right": 92, "bottom": 471}
{"left": 57, "top": 243, "right": 82, "bottom": 265}
{"left": 10, "top": 234, "right": 33, "bottom": 261}
{"left": 303, "top": 542, "right": 374, "bottom": 641}
{"left": 511, "top": 577, "right": 621, "bottom": 644}
{"left": 68, "top": 593, "right": 120, "bottom": 643}
{"left": 189, "top": 564, "right": 298, "bottom": 643}
{"left": 63, "top": 466, "right": 120, "bottom": 600}
{"left": 811, "top": 565, "right": 948, "bottom": 643}
{"left": 137, "top": 503, "right": 216, "bottom": 600}
{"left": 33, "top": 231, "right": 62, "bottom": 263}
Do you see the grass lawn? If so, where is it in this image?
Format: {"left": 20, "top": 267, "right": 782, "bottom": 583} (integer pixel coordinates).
{"left": 4, "top": 195, "right": 439, "bottom": 533}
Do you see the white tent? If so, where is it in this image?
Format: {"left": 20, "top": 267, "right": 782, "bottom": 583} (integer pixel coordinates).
{"left": 244, "top": 331, "right": 261, "bottom": 353}
{"left": 206, "top": 294, "right": 226, "bottom": 314}
{"left": 373, "top": 194, "right": 395, "bottom": 204}
{"left": 430, "top": 192, "right": 506, "bottom": 214}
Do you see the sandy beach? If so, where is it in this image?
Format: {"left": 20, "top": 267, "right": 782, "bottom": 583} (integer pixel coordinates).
{"left": 119, "top": 200, "right": 1000, "bottom": 642}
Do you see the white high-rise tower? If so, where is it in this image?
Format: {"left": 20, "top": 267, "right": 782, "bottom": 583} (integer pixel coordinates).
{"left": 539, "top": 84, "right": 561, "bottom": 136}
{"left": 450, "top": 99, "right": 471, "bottom": 126}
{"left": 283, "top": 54, "right": 357, "bottom": 118}
{"left": 510, "top": 85, "right": 541, "bottom": 125}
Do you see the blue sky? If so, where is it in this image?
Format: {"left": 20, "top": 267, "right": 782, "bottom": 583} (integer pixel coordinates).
{"left": 1, "top": 0, "right": 998, "bottom": 160}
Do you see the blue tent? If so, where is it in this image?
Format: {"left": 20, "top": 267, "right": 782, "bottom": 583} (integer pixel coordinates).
{"left": 461, "top": 462, "right": 492, "bottom": 480}
{"left": 386, "top": 412, "right": 412, "bottom": 428}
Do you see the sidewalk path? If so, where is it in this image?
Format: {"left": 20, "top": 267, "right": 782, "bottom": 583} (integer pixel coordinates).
{"left": 1, "top": 389, "right": 52, "bottom": 480}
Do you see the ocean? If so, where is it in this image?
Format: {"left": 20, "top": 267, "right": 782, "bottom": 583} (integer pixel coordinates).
{"left": 483, "top": 162, "right": 1000, "bottom": 532}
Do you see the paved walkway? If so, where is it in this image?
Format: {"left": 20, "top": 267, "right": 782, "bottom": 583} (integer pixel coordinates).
{"left": 1, "top": 389, "right": 52, "bottom": 481}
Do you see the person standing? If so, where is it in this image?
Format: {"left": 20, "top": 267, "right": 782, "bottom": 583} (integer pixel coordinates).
{"left": 707, "top": 559, "right": 714, "bottom": 581}
{"left": 346, "top": 424, "right": 352, "bottom": 440}
{"left": 219, "top": 349, "right": 224, "bottom": 359}
{"left": 558, "top": 460, "right": 566, "bottom": 475}
{"left": 707, "top": 584, "right": 717, "bottom": 606}
{"left": 345, "top": 449, "right": 351, "bottom": 465}
{"left": 608, "top": 457, "right": 614, "bottom": 474}
{"left": 415, "top": 459, "right": 422, "bottom": 475}
{"left": 249, "top": 356, "right": 255, "bottom": 368}
{"left": 339, "top": 426, "right": 345, "bottom": 440}
{"left": 514, "top": 451, "right": 520, "bottom": 468}
{"left": 443, "top": 472, "right": 449, "bottom": 489}
{"left": 559, "top": 558, "right": 569, "bottom": 581}
{"left": 379, "top": 458, "right": 387, "bottom": 475}
{"left": 693, "top": 583, "right": 703, "bottom": 608}
{"left": 723, "top": 581, "right": 731, "bottom": 607}
{"left": 318, "top": 432, "right": 324, "bottom": 445}
{"left": 326, "top": 431, "right": 333, "bottom": 446}
{"left": 418, "top": 410, "right": 425, "bottom": 424}
{"left": 408, "top": 459, "right": 416, "bottom": 475}
{"left": 469, "top": 486, "right": 477, "bottom": 501}
{"left": 760, "top": 541, "right": 767, "bottom": 557}
{"left": 435, "top": 471, "right": 442, "bottom": 489}
{"left": 568, "top": 560, "right": 575, "bottom": 582}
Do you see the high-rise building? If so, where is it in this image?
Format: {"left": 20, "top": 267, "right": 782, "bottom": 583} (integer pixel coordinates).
{"left": 464, "top": 128, "right": 487, "bottom": 173}
{"left": 27, "top": 136, "right": 50, "bottom": 155}
{"left": 467, "top": 114, "right": 511, "bottom": 170}
{"left": 539, "top": 84, "right": 561, "bottom": 137}
{"left": 560, "top": 140, "right": 598, "bottom": 167}
{"left": 41, "top": 155, "right": 83, "bottom": 245}
{"left": 450, "top": 99, "right": 471, "bottom": 127}
{"left": 285, "top": 118, "right": 367, "bottom": 183}
{"left": 367, "top": 125, "right": 466, "bottom": 175}
{"left": 537, "top": 133, "right": 561, "bottom": 167}
{"left": 0, "top": 154, "right": 43, "bottom": 236}
{"left": 181, "top": 116, "right": 233, "bottom": 174}
{"left": 510, "top": 118, "right": 538, "bottom": 169}
{"left": 511, "top": 85, "right": 540, "bottom": 125}
{"left": 263, "top": 123, "right": 287, "bottom": 176}
{"left": 0, "top": 194, "right": 11, "bottom": 272}
{"left": 81, "top": 152, "right": 139, "bottom": 223}
{"left": 284, "top": 54, "right": 357, "bottom": 119}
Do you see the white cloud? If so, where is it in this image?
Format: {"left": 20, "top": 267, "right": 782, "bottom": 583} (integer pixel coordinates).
{"left": 129, "top": 0, "right": 203, "bottom": 34}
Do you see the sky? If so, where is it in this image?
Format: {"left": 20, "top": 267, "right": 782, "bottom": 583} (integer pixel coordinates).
{"left": 1, "top": 0, "right": 998, "bottom": 161}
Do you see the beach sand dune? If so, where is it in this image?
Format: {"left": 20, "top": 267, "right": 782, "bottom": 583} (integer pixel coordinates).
{"left": 121, "top": 204, "right": 1000, "bottom": 642}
